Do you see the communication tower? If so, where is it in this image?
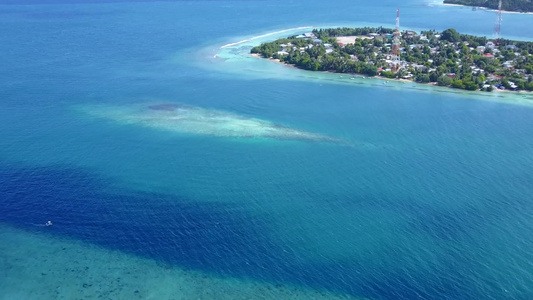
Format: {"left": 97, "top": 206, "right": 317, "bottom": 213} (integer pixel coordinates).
{"left": 494, "top": 0, "right": 502, "bottom": 40}
{"left": 391, "top": 8, "right": 401, "bottom": 72}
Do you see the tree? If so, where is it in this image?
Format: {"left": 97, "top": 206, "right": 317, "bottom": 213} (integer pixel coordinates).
{"left": 416, "top": 74, "right": 431, "bottom": 83}
{"left": 502, "top": 79, "right": 512, "bottom": 89}
{"left": 429, "top": 72, "right": 439, "bottom": 82}
{"left": 524, "top": 64, "right": 533, "bottom": 74}
{"left": 437, "top": 75, "right": 453, "bottom": 86}
{"left": 452, "top": 79, "right": 465, "bottom": 89}
{"left": 463, "top": 80, "right": 478, "bottom": 90}
{"left": 381, "top": 71, "right": 396, "bottom": 79}
{"left": 460, "top": 43, "right": 469, "bottom": 55}
{"left": 363, "top": 64, "right": 378, "bottom": 77}
{"left": 503, "top": 50, "right": 516, "bottom": 61}
{"left": 441, "top": 28, "right": 460, "bottom": 43}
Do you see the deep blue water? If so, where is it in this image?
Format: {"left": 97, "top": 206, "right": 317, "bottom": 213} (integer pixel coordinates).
{"left": 1, "top": 1, "right": 533, "bottom": 299}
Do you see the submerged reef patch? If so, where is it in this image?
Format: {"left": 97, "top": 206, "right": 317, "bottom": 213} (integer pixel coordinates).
{"left": 80, "top": 102, "right": 346, "bottom": 144}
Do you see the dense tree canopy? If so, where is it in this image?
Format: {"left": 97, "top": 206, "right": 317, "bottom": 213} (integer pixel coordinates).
{"left": 312, "top": 27, "right": 393, "bottom": 38}
{"left": 441, "top": 28, "right": 461, "bottom": 43}
{"left": 251, "top": 27, "right": 533, "bottom": 92}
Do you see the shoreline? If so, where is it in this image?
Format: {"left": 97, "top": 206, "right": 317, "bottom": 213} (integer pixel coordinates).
{"left": 249, "top": 53, "right": 531, "bottom": 94}
{"left": 221, "top": 26, "right": 313, "bottom": 48}
{"left": 251, "top": 53, "right": 433, "bottom": 85}
{"left": 442, "top": 3, "right": 533, "bottom": 15}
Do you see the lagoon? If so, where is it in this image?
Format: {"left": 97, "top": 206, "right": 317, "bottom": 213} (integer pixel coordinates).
{"left": 1, "top": 1, "right": 533, "bottom": 299}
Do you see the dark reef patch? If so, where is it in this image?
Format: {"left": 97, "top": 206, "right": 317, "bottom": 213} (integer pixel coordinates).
{"left": 147, "top": 103, "right": 182, "bottom": 111}
{"left": 0, "top": 165, "right": 518, "bottom": 300}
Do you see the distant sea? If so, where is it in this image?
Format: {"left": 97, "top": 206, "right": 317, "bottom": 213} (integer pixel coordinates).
{"left": 1, "top": 1, "right": 533, "bottom": 299}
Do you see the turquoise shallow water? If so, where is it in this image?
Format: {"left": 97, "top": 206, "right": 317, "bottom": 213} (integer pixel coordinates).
{"left": 1, "top": 1, "right": 533, "bottom": 299}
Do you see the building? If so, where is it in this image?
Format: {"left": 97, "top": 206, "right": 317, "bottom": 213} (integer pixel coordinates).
{"left": 505, "top": 44, "right": 517, "bottom": 50}
{"left": 405, "top": 30, "right": 417, "bottom": 37}
{"left": 503, "top": 61, "right": 513, "bottom": 68}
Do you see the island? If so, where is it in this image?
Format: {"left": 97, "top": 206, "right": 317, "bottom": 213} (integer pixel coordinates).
{"left": 443, "top": 0, "right": 533, "bottom": 13}
{"left": 251, "top": 27, "right": 533, "bottom": 92}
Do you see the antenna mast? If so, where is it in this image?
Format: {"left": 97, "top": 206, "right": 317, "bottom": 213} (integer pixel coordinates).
{"left": 391, "top": 8, "right": 401, "bottom": 72}
{"left": 494, "top": 0, "right": 502, "bottom": 40}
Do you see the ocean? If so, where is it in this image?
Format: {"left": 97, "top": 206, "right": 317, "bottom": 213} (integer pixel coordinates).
{"left": 1, "top": 1, "right": 532, "bottom": 299}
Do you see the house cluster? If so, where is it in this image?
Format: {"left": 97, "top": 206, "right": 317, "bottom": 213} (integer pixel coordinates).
{"left": 331, "top": 30, "right": 530, "bottom": 86}
{"left": 277, "top": 32, "right": 336, "bottom": 56}
{"left": 261, "top": 27, "right": 532, "bottom": 90}
{"left": 333, "top": 30, "right": 428, "bottom": 76}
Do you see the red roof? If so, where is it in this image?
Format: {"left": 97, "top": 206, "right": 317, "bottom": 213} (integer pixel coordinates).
{"left": 483, "top": 53, "right": 494, "bottom": 58}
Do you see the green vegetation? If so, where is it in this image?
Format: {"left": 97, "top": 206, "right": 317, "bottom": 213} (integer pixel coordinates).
{"left": 251, "top": 27, "right": 533, "bottom": 92}
{"left": 444, "top": 0, "right": 533, "bottom": 13}
{"left": 440, "top": 28, "right": 461, "bottom": 43}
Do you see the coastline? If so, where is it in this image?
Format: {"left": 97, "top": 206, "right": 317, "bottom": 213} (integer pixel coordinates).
{"left": 250, "top": 54, "right": 531, "bottom": 95}
{"left": 251, "top": 53, "right": 442, "bottom": 87}
{"left": 442, "top": 3, "right": 533, "bottom": 15}
{"left": 221, "top": 26, "right": 313, "bottom": 48}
